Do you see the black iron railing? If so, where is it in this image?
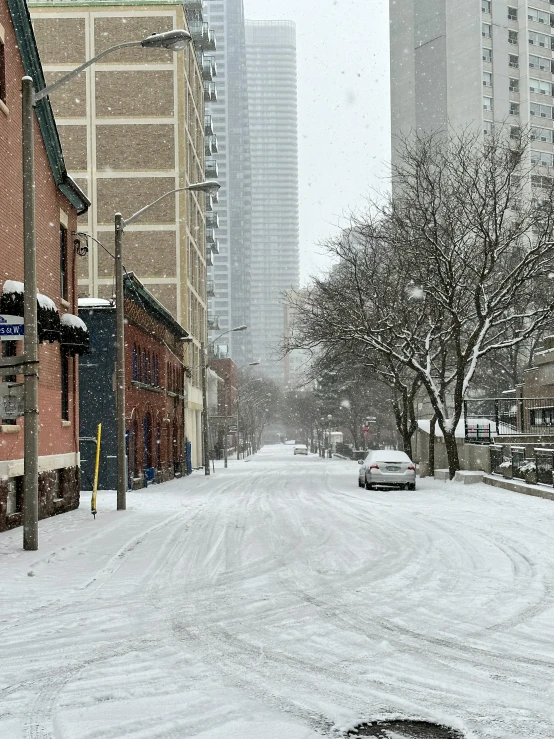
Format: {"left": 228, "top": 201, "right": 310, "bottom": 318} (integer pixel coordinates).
{"left": 464, "top": 396, "right": 554, "bottom": 442}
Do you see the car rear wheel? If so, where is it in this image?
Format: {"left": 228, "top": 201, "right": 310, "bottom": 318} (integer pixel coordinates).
{"left": 358, "top": 479, "right": 364, "bottom": 488}
{"left": 365, "top": 479, "right": 373, "bottom": 490}
{"left": 408, "top": 483, "right": 416, "bottom": 491}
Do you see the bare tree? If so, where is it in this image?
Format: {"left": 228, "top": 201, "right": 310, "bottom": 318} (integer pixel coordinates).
{"left": 289, "top": 128, "right": 554, "bottom": 477}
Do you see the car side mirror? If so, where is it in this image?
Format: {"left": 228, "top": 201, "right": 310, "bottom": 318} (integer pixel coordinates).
{"left": 358, "top": 460, "right": 363, "bottom": 465}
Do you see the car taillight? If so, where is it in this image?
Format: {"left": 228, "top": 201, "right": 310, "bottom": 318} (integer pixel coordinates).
{"left": 370, "top": 464, "right": 379, "bottom": 470}
{"left": 407, "top": 465, "right": 415, "bottom": 471}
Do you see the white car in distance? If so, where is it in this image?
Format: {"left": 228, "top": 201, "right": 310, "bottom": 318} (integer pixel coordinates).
{"left": 358, "top": 450, "right": 416, "bottom": 490}
{"left": 293, "top": 444, "right": 308, "bottom": 455}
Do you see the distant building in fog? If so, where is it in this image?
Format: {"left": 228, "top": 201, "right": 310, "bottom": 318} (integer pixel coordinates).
{"left": 245, "top": 20, "right": 300, "bottom": 384}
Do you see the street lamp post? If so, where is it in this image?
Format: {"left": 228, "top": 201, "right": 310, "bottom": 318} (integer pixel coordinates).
{"left": 115, "top": 180, "right": 220, "bottom": 504}
{"left": 20, "top": 29, "right": 192, "bottom": 550}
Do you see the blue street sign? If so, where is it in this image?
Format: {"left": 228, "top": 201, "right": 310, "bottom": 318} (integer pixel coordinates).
{"left": 0, "top": 315, "right": 24, "bottom": 339}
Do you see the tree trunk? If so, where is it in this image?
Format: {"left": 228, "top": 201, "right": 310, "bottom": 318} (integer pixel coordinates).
{"left": 443, "top": 430, "right": 460, "bottom": 479}
{"left": 428, "top": 414, "right": 436, "bottom": 476}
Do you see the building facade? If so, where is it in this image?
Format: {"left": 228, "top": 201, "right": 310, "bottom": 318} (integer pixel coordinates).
{"left": 389, "top": 0, "right": 554, "bottom": 168}
{"left": 245, "top": 20, "right": 300, "bottom": 383}
{"left": 204, "top": 0, "right": 252, "bottom": 365}
{"left": 29, "top": 0, "right": 215, "bottom": 468}
{"left": 79, "top": 274, "right": 189, "bottom": 490}
{"left": 0, "top": 0, "right": 90, "bottom": 532}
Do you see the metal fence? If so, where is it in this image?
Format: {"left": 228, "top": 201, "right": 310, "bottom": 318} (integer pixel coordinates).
{"left": 464, "top": 396, "right": 554, "bottom": 441}
{"left": 489, "top": 445, "right": 554, "bottom": 487}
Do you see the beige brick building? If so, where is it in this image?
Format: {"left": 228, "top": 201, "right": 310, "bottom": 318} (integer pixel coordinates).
{"left": 30, "top": 0, "right": 218, "bottom": 467}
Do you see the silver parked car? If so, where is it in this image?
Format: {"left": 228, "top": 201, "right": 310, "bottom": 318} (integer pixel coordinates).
{"left": 294, "top": 444, "right": 308, "bottom": 455}
{"left": 358, "top": 450, "right": 416, "bottom": 490}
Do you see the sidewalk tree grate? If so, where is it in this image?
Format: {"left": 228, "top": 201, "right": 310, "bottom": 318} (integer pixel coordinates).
{"left": 348, "top": 720, "right": 465, "bottom": 738}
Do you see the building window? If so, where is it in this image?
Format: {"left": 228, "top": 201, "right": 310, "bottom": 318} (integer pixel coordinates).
{"left": 529, "top": 54, "right": 549, "bottom": 71}
{"left": 509, "top": 54, "right": 519, "bottom": 68}
{"left": 483, "top": 96, "right": 493, "bottom": 111}
{"left": 0, "top": 33, "right": 5, "bottom": 105}
{"left": 531, "top": 126, "right": 554, "bottom": 143}
{"left": 6, "top": 477, "right": 23, "bottom": 515}
{"left": 153, "top": 355, "right": 159, "bottom": 386}
{"left": 530, "top": 78, "right": 548, "bottom": 95}
{"left": 509, "top": 78, "right": 519, "bottom": 93}
{"left": 530, "top": 101, "right": 553, "bottom": 118}
{"left": 529, "top": 31, "right": 551, "bottom": 48}
{"left": 482, "top": 23, "right": 491, "bottom": 38}
{"left": 482, "top": 0, "right": 491, "bottom": 13}
{"left": 509, "top": 30, "right": 518, "bottom": 45}
{"left": 528, "top": 7, "right": 551, "bottom": 25}
{"left": 484, "top": 120, "right": 494, "bottom": 135}
{"left": 132, "top": 344, "right": 138, "bottom": 380}
{"left": 51, "top": 470, "right": 63, "bottom": 501}
{"left": 483, "top": 48, "right": 492, "bottom": 63}
{"left": 61, "top": 352, "right": 69, "bottom": 421}
{"left": 483, "top": 71, "right": 492, "bottom": 87}
{"left": 508, "top": 6, "right": 518, "bottom": 20}
{"left": 510, "top": 126, "right": 521, "bottom": 140}
{"left": 60, "top": 225, "right": 68, "bottom": 301}
{"left": 532, "top": 150, "right": 554, "bottom": 167}
{"left": 509, "top": 101, "right": 520, "bottom": 115}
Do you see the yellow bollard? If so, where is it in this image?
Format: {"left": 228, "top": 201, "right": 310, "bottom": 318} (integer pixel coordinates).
{"left": 91, "top": 423, "right": 102, "bottom": 519}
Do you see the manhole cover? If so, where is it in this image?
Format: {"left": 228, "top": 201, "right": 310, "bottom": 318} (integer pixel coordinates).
{"left": 348, "top": 720, "right": 464, "bottom": 738}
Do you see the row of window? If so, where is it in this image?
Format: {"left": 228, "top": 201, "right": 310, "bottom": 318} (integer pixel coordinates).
{"left": 131, "top": 344, "right": 184, "bottom": 394}
{"left": 485, "top": 123, "right": 554, "bottom": 145}
{"left": 483, "top": 3, "right": 554, "bottom": 26}
{"left": 484, "top": 24, "right": 554, "bottom": 49}
{"left": 483, "top": 97, "right": 554, "bottom": 119}
{"left": 483, "top": 73, "right": 554, "bottom": 97}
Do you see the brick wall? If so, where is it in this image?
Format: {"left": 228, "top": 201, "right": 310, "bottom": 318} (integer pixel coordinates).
{"left": 0, "top": 0, "right": 83, "bottom": 532}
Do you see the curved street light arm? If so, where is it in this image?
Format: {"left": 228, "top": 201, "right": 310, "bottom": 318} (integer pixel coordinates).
{"left": 122, "top": 187, "right": 187, "bottom": 228}
{"left": 34, "top": 41, "right": 145, "bottom": 102}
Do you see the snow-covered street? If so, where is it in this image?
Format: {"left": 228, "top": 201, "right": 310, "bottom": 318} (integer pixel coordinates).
{"left": 1, "top": 445, "right": 554, "bottom": 738}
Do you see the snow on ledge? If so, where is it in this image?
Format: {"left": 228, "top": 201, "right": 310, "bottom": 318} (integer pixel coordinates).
{"left": 61, "top": 312, "right": 88, "bottom": 332}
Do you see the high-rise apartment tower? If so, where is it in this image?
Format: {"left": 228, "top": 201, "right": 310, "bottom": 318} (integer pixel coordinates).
{"left": 204, "top": 0, "right": 253, "bottom": 366}
{"left": 390, "top": 0, "right": 554, "bottom": 168}
{"left": 245, "top": 20, "right": 299, "bottom": 383}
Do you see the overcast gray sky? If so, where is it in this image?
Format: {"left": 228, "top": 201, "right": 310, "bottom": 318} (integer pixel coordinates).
{"left": 243, "top": 0, "right": 391, "bottom": 282}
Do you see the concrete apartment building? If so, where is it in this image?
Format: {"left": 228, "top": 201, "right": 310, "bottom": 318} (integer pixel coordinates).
{"left": 30, "top": 0, "right": 217, "bottom": 467}
{"left": 245, "top": 20, "right": 299, "bottom": 383}
{"left": 390, "top": 0, "right": 554, "bottom": 171}
{"left": 204, "top": 0, "right": 253, "bottom": 366}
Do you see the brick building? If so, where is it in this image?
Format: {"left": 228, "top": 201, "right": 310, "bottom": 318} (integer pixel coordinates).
{"left": 209, "top": 357, "right": 237, "bottom": 455}
{"left": 0, "top": 0, "right": 90, "bottom": 533}
{"left": 79, "top": 273, "right": 189, "bottom": 490}
{"left": 29, "top": 0, "right": 218, "bottom": 469}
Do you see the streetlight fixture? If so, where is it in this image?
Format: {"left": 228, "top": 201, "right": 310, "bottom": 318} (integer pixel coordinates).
{"left": 20, "top": 29, "right": 192, "bottom": 551}
{"left": 201, "top": 324, "right": 249, "bottom": 476}
{"left": 114, "top": 181, "right": 221, "bottom": 509}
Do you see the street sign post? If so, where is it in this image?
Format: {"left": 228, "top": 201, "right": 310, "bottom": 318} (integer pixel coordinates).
{"left": 0, "top": 315, "right": 24, "bottom": 340}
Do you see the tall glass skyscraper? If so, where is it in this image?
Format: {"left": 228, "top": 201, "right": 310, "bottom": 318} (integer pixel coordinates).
{"left": 245, "top": 20, "right": 300, "bottom": 383}
{"left": 205, "top": 0, "right": 253, "bottom": 366}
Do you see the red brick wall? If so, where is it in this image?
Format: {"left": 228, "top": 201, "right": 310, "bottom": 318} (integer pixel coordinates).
{"left": 210, "top": 358, "right": 238, "bottom": 417}
{"left": 0, "top": 0, "right": 80, "bottom": 465}
{"left": 124, "top": 295, "right": 185, "bottom": 483}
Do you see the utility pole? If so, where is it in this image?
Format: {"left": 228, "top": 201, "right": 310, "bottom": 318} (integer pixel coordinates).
{"left": 22, "top": 77, "right": 39, "bottom": 551}
{"left": 201, "top": 341, "right": 210, "bottom": 475}
{"left": 114, "top": 213, "right": 126, "bottom": 509}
